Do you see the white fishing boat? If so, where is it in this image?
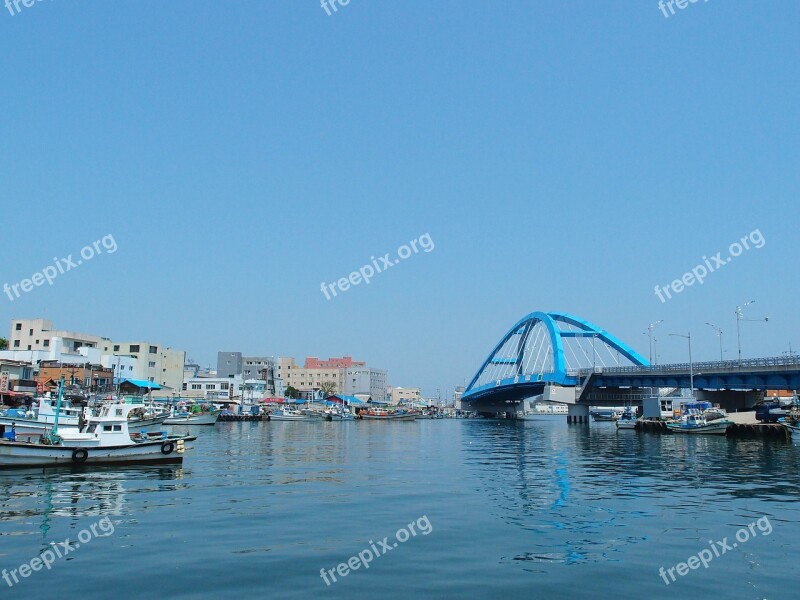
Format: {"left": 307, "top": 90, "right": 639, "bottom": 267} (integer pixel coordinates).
{"left": 0, "top": 381, "right": 195, "bottom": 468}
{"left": 269, "top": 408, "right": 316, "bottom": 421}
{"left": 0, "top": 398, "right": 84, "bottom": 441}
{"left": 616, "top": 407, "right": 638, "bottom": 430}
{"left": 324, "top": 406, "right": 355, "bottom": 421}
{"left": 163, "top": 410, "right": 220, "bottom": 425}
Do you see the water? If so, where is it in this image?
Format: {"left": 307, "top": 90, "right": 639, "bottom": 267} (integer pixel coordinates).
{"left": 1, "top": 419, "right": 797, "bottom": 599}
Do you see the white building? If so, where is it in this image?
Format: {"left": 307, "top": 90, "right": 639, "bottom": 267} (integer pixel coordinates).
{"left": 343, "top": 366, "right": 388, "bottom": 402}
{"left": 390, "top": 387, "right": 422, "bottom": 405}
{"left": 183, "top": 375, "right": 243, "bottom": 401}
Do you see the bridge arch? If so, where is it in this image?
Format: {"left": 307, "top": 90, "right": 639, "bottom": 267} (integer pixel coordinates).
{"left": 463, "top": 311, "right": 648, "bottom": 402}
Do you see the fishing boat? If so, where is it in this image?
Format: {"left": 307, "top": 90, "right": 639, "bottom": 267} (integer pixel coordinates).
{"left": 616, "top": 407, "right": 637, "bottom": 430}
{"left": 269, "top": 408, "right": 316, "bottom": 421}
{"left": 0, "top": 381, "right": 195, "bottom": 468}
{"left": 666, "top": 403, "right": 732, "bottom": 435}
{"left": 163, "top": 410, "right": 220, "bottom": 425}
{"left": 0, "top": 398, "right": 85, "bottom": 441}
{"left": 324, "top": 407, "right": 355, "bottom": 421}
{"left": 590, "top": 409, "right": 618, "bottom": 422}
{"left": 360, "top": 409, "right": 416, "bottom": 421}
{"left": 781, "top": 421, "right": 800, "bottom": 446}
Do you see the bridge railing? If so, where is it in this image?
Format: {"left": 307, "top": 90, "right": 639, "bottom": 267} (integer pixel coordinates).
{"left": 595, "top": 355, "right": 800, "bottom": 375}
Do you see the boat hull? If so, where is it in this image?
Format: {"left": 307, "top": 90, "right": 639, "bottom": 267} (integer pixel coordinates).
{"left": 163, "top": 413, "right": 219, "bottom": 425}
{"left": 0, "top": 437, "right": 195, "bottom": 468}
{"left": 616, "top": 420, "right": 637, "bottom": 429}
{"left": 666, "top": 421, "right": 731, "bottom": 435}
{"left": 783, "top": 423, "right": 800, "bottom": 445}
{"left": 360, "top": 414, "right": 416, "bottom": 421}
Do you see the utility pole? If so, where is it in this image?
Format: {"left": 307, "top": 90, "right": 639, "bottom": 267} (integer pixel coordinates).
{"left": 706, "top": 322, "right": 724, "bottom": 361}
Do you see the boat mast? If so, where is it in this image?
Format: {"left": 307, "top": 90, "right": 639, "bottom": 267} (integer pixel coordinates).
{"left": 52, "top": 375, "right": 65, "bottom": 438}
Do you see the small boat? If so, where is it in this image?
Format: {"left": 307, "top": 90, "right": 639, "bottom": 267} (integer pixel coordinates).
{"left": 269, "top": 408, "right": 316, "bottom": 421}
{"left": 590, "top": 410, "right": 618, "bottom": 422}
{"left": 324, "top": 407, "right": 355, "bottom": 421}
{"left": 360, "top": 409, "right": 416, "bottom": 421}
{"left": 616, "top": 407, "right": 637, "bottom": 430}
{"left": 781, "top": 422, "right": 800, "bottom": 446}
{"left": 666, "top": 404, "right": 732, "bottom": 435}
{"left": 0, "top": 383, "right": 195, "bottom": 468}
{"left": 163, "top": 410, "right": 220, "bottom": 425}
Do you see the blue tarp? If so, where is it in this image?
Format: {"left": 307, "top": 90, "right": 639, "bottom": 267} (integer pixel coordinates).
{"left": 328, "top": 394, "right": 366, "bottom": 405}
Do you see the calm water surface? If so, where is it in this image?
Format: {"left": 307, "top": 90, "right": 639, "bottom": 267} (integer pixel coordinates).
{"left": 1, "top": 419, "right": 798, "bottom": 599}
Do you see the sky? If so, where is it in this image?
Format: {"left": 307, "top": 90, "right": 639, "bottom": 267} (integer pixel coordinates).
{"left": 0, "top": 1, "right": 797, "bottom": 396}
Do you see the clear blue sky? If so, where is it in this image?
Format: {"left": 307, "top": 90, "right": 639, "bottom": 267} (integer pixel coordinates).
{"left": 1, "top": 1, "right": 797, "bottom": 395}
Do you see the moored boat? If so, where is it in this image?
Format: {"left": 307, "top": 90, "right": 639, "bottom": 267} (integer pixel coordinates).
{"left": 616, "top": 407, "right": 637, "bottom": 430}
{"left": 0, "top": 382, "right": 195, "bottom": 469}
{"left": 360, "top": 409, "right": 416, "bottom": 421}
{"left": 163, "top": 410, "right": 220, "bottom": 425}
{"left": 269, "top": 408, "right": 316, "bottom": 421}
{"left": 666, "top": 404, "right": 732, "bottom": 435}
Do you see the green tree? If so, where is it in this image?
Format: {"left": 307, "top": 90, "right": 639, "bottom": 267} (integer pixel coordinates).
{"left": 285, "top": 385, "right": 300, "bottom": 399}
{"left": 319, "top": 381, "right": 337, "bottom": 398}
{"left": 0, "top": 338, "right": 7, "bottom": 351}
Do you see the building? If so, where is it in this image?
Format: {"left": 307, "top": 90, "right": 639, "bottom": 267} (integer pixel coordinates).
{"left": 390, "top": 387, "right": 422, "bottom": 405}
{"left": 9, "top": 318, "right": 105, "bottom": 352}
{"left": 304, "top": 356, "right": 365, "bottom": 369}
{"left": 109, "top": 342, "right": 185, "bottom": 395}
{"left": 0, "top": 359, "right": 36, "bottom": 405}
{"left": 217, "top": 352, "right": 243, "bottom": 378}
{"left": 183, "top": 375, "right": 241, "bottom": 401}
{"left": 343, "top": 366, "right": 388, "bottom": 401}
{"left": 242, "top": 356, "right": 276, "bottom": 395}
{"left": 37, "top": 361, "right": 113, "bottom": 391}
{"left": 7, "top": 319, "right": 186, "bottom": 397}
{"left": 277, "top": 357, "right": 344, "bottom": 396}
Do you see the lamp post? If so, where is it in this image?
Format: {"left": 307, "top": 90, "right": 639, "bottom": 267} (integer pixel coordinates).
{"left": 735, "top": 301, "right": 769, "bottom": 364}
{"left": 669, "top": 332, "right": 693, "bottom": 395}
{"left": 646, "top": 320, "right": 663, "bottom": 365}
{"left": 705, "top": 322, "right": 724, "bottom": 361}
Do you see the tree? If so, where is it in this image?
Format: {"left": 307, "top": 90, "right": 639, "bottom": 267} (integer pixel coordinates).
{"left": 319, "top": 381, "right": 337, "bottom": 398}
{"left": 0, "top": 338, "right": 7, "bottom": 351}
{"left": 285, "top": 385, "right": 300, "bottom": 399}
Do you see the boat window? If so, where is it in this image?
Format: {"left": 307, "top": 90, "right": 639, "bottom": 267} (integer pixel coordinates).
{"left": 87, "top": 424, "right": 97, "bottom": 433}
{"left": 103, "top": 425, "right": 113, "bottom": 432}
{"left": 113, "top": 425, "right": 122, "bottom": 432}
{"left": 115, "top": 409, "right": 123, "bottom": 416}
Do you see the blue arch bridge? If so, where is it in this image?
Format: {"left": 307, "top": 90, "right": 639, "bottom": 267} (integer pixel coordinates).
{"left": 462, "top": 311, "right": 800, "bottom": 421}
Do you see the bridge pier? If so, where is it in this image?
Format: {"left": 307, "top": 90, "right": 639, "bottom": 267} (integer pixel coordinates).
{"left": 567, "top": 404, "right": 590, "bottom": 424}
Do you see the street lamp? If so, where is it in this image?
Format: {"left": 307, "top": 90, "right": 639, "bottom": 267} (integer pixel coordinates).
{"left": 646, "top": 320, "right": 663, "bottom": 365}
{"left": 705, "top": 322, "right": 724, "bottom": 361}
{"left": 735, "top": 301, "right": 769, "bottom": 364}
{"left": 669, "top": 332, "right": 693, "bottom": 395}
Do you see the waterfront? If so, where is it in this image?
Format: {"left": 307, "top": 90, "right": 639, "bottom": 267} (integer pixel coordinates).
{"left": 1, "top": 419, "right": 798, "bottom": 599}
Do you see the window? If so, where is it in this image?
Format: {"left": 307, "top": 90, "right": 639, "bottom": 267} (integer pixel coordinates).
{"left": 44, "top": 340, "right": 50, "bottom": 347}
{"left": 206, "top": 384, "right": 216, "bottom": 390}
{"left": 29, "top": 329, "right": 33, "bottom": 335}
{"left": 221, "top": 383, "right": 229, "bottom": 390}
{"left": 182, "top": 384, "right": 187, "bottom": 390}
{"left": 149, "top": 361, "right": 156, "bottom": 368}
{"left": 35, "top": 340, "right": 39, "bottom": 344}
{"left": 129, "top": 345, "right": 140, "bottom": 353}
{"left": 149, "top": 346, "right": 158, "bottom": 354}
{"left": 113, "top": 425, "right": 122, "bottom": 432}
{"left": 191, "top": 384, "right": 202, "bottom": 390}
{"left": 15, "top": 323, "right": 21, "bottom": 331}
{"left": 27, "top": 345, "right": 31, "bottom": 350}
{"left": 103, "top": 425, "right": 113, "bottom": 432}
{"left": 113, "top": 345, "right": 120, "bottom": 352}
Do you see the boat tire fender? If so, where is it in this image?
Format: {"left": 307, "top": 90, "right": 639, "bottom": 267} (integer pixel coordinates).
{"left": 161, "top": 441, "right": 175, "bottom": 455}
{"left": 72, "top": 449, "right": 89, "bottom": 463}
